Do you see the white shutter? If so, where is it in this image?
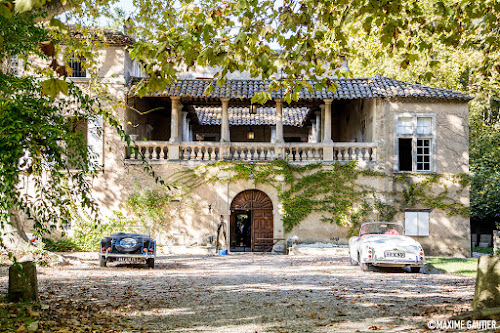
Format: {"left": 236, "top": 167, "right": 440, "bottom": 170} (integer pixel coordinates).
{"left": 405, "top": 212, "right": 418, "bottom": 236}
{"left": 417, "top": 211, "right": 430, "bottom": 236}
{"left": 87, "top": 115, "right": 103, "bottom": 169}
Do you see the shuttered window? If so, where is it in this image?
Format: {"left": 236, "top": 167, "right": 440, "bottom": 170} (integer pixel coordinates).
{"left": 404, "top": 211, "right": 430, "bottom": 236}
{"left": 68, "top": 55, "right": 86, "bottom": 78}
{"left": 87, "top": 115, "right": 104, "bottom": 169}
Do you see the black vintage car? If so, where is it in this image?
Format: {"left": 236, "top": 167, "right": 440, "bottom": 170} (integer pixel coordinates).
{"left": 99, "top": 232, "right": 156, "bottom": 268}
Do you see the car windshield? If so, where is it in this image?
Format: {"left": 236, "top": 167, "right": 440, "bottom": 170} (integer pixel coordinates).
{"left": 359, "top": 222, "right": 403, "bottom": 236}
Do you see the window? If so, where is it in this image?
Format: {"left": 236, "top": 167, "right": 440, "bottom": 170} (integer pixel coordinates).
{"left": 404, "top": 211, "right": 430, "bottom": 236}
{"left": 7, "top": 56, "right": 19, "bottom": 75}
{"left": 416, "top": 139, "right": 431, "bottom": 171}
{"left": 66, "top": 116, "right": 103, "bottom": 169}
{"left": 416, "top": 117, "right": 432, "bottom": 135}
{"left": 68, "top": 55, "right": 86, "bottom": 77}
{"left": 395, "top": 114, "right": 435, "bottom": 172}
{"left": 397, "top": 117, "right": 412, "bottom": 134}
{"left": 87, "top": 115, "right": 104, "bottom": 169}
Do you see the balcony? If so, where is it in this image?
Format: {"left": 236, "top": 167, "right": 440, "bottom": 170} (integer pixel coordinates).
{"left": 124, "top": 141, "right": 377, "bottom": 164}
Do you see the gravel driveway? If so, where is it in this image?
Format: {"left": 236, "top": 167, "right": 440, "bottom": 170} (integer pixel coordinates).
{"left": 0, "top": 253, "right": 475, "bottom": 332}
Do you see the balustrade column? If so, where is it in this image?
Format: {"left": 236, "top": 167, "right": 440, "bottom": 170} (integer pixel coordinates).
{"left": 275, "top": 99, "right": 284, "bottom": 143}
{"left": 170, "top": 97, "right": 181, "bottom": 143}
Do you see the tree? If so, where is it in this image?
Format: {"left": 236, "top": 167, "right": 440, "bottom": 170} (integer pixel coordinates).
{"left": 0, "top": 8, "right": 106, "bottom": 250}
{"left": 1, "top": 0, "right": 499, "bottom": 252}
{"left": 126, "top": 0, "right": 499, "bottom": 101}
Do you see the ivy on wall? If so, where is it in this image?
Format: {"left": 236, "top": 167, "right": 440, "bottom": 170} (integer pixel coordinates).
{"left": 166, "top": 160, "right": 470, "bottom": 235}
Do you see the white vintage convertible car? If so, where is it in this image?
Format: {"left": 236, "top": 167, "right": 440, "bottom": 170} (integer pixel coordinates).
{"left": 349, "top": 222, "right": 425, "bottom": 272}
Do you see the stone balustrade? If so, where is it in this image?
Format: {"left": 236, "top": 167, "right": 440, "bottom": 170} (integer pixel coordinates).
{"left": 125, "top": 141, "right": 378, "bottom": 164}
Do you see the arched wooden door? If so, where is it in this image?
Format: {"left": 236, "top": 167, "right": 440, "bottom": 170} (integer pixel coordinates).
{"left": 231, "top": 190, "right": 273, "bottom": 252}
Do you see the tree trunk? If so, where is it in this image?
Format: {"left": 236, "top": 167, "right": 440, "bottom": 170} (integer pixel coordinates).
{"left": 1, "top": 209, "right": 31, "bottom": 251}
{"left": 34, "top": 0, "right": 77, "bottom": 22}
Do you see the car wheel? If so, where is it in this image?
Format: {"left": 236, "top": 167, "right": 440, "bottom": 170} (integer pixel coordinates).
{"left": 350, "top": 257, "right": 358, "bottom": 266}
{"left": 410, "top": 267, "right": 421, "bottom": 273}
{"left": 99, "top": 256, "right": 107, "bottom": 267}
{"left": 146, "top": 258, "right": 155, "bottom": 269}
{"left": 360, "top": 263, "right": 370, "bottom": 272}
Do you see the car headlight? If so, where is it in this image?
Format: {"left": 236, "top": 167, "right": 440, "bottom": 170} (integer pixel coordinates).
{"left": 120, "top": 237, "right": 137, "bottom": 249}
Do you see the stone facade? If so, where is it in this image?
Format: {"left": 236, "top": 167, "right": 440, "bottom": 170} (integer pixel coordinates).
{"left": 21, "top": 36, "right": 472, "bottom": 257}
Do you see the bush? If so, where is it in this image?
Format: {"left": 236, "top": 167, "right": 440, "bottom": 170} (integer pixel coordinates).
{"left": 42, "top": 238, "right": 80, "bottom": 252}
{"left": 71, "top": 212, "right": 132, "bottom": 252}
{"left": 473, "top": 246, "right": 494, "bottom": 255}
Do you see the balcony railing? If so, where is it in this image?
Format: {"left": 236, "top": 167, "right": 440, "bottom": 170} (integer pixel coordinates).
{"left": 125, "top": 141, "right": 377, "bottom": 164}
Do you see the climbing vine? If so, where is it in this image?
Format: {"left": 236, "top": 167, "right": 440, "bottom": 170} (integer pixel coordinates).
{"left": 165, "top": 160, "right": 470, "bottom": 235}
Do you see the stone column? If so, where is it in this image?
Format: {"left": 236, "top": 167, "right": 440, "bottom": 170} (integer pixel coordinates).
{"left": 181, "top": 111, "right": 188, "bottom": 142}
{"left": 310, "top": 119, "right": 316, "bottom": 143}
{"left": 320, "top": 105, "right": 325, "bottom": 143}
{"left": 221, "top": 98, "right": 230, "bottom": 142}
{"left": 169, "top": 97, "right": 181, "bottom": 143}
{"left": 315, "top": 112, "right": 321, "bottom": 143}
{"left": 275, "top": 99, "right": 284, "bottom": 143}
{"left": 183, "top": 117, "right": 191, "bottom": 142}
{"left": 270, "top": 126, "right": 276, "bottom": 143}
{"left": 323, "top": 99, "right": 333, "bottom": 143}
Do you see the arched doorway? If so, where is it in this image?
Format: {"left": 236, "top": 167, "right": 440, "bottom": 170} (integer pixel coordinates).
{"left": 230, "top": 189, "right": 273, "bottom": 252}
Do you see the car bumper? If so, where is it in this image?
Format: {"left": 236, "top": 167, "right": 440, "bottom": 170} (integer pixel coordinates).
{"left": 100, "top": 253, "right": 155, "bottom": 260}
{"left": 370, "top": 258, "right": 425, "bottom": 267}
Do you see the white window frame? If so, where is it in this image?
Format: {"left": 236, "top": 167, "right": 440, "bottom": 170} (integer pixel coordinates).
{"left": 404, "top": 210, "right": 430, "bottom": 236}
{"left": 394, "top": 113, "right": 436, "bottom": 173}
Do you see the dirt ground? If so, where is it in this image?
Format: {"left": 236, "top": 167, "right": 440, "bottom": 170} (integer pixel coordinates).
{"left": 0, "top": 253, "right": 478, "bottom": 332}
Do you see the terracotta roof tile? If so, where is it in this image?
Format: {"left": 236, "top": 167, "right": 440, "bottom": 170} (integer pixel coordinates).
{"left": 70, "top": 29, "right": 135, "bottom": 46}
{"left": 135, "top": 76, "right": 471, "bottom": 101}
{"left": 194, "top": 106, "right": 309, "bottom": 127}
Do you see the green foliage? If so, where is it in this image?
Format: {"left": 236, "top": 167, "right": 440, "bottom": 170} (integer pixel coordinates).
{"left": 473, "top": 247, "right": 494, "bottom": 255}
{"left": 126, "top": 188, "right": 173, "bottom": 232}
{"left": 470, "top": 121, "right": 500, "bottom": 223}
{"left": 168, "top": 161, "right": 469, "bottom": 234}
{"left": 42, "top": 238, "right": 80, "bottom": 252}
{"left": 69, "top": 208, "right": 129, "bottom": 252}
{"left": 0, "top": 4, "right": 168, "bottom": 251}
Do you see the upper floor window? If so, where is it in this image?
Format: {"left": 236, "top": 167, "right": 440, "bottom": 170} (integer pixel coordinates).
{"left": 7, "top": 56, "right": 19, "bottom": 76}
{"left": 395, "top": 114, "right": 435, "bottom": 173}
{"left": 68, "top": 55, "right": 86, "bottom": 78}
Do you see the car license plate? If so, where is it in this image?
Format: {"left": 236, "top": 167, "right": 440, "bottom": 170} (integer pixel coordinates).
{"left": 385, "top": 251, "right": 405, "bottom": 258}
{"left": 117, "top": 257, "right": 142, "bottom": 262}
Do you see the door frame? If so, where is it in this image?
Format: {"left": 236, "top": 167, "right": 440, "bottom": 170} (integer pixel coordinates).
{"left": 230, "top": 189, "right": 273, "bottom": 252}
